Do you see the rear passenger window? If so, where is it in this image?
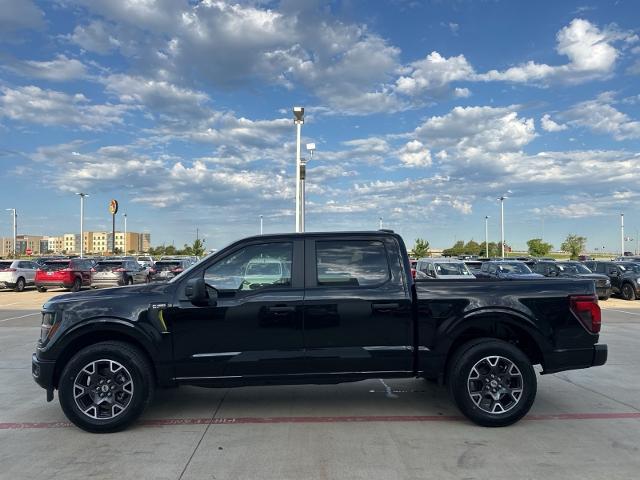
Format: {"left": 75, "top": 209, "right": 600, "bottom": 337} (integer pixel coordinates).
{"left": 316, "top": 240, "right": 389, "bottom": 287}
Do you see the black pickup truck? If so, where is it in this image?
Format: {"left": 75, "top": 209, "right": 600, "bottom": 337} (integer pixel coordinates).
{"left": 32, "top": 231, "right": 607, "bottom": 432}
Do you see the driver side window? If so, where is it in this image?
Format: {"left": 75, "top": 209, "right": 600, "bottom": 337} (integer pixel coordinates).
{"left": 204, "top": 242, "right": 292, "bottom": 292}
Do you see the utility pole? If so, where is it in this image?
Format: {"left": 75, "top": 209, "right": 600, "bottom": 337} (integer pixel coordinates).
{"left": 124, "top": 213, "right": 127, "bottom": 254}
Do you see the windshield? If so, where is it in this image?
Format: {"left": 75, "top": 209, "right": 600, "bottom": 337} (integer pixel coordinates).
{"left": 619, "top": 263, "right": 640, "bottom": 273}
{"left": 42, "top": 261, "right": 70, "bottom": 271}
{"left": 558, "top": 263, "right": 592, "bottom": 274}
{"left": 246, "top": 262, "right": 281, "bottom": 276}
{"left": 95, "top": 262, "right": 124, "bottom": 272}
{"left": 497, "top": 263, "right": 532, "bottom": 274}
{"left": 434, "top": 263, "right": 472, "bottom": 276}
{"left": 154, "top": 261, "right": 181, "bottom": 271}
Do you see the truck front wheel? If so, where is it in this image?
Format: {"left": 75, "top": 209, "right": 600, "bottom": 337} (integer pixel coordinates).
{"left": 58, "top": 341, "right": 155, "bottom": 433}
{"left": 447, "top": 339, "right": 536, "bottom": 427}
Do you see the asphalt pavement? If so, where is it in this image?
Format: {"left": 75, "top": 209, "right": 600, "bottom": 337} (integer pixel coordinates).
{"left": 0, "top": 288, "right": 639, "bottom": 480}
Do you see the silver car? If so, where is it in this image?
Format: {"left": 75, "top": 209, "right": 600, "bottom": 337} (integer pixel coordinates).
{"left": 416, "top": 258, "right": 476, "bottom": 279}
{"left": 91, "top": 260, "right": 149, "bottom": 288}
{"left": 0, "top": 260, "right": 38, "bottom": 291}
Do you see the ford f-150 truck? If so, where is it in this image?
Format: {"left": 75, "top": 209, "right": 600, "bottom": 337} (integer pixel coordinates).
{"left": 32, "top": 231, "right": 607, "bottom": 432}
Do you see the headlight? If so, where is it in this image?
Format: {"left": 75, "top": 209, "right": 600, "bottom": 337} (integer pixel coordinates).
{"left": 605, "top": 280, "right": 611, "bottom": 286}
{"left": 40, "top": 311, "right": 59, "bottom": 344}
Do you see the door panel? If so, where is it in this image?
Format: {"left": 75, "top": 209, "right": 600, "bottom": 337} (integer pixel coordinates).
{"left": 168, "top": 239, "right": 305, "bottom": 379}
{"left": 302, "top": 237, "right": 413, "bottom": 374}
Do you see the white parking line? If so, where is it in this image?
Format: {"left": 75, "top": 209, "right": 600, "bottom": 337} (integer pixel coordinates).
{"left": 605, "top": 309, "right": 640, "bottom": 317}
{"left": 0, "top": 313, "right": 40, "bottom": 323}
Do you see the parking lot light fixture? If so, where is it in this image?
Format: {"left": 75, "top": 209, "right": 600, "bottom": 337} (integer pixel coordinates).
{"left": 293, "top": 107, "right": 304, "bottom": 233}
{"left": 260, "top": 215, "right": 263, "bottom": 235}
{"left": 5, "top": 208, "right": 16, "bottom": 257}
{"left": 75, "top": 193, "right": 88, "bottom": 258}
{"left": 498, "top": 196, "right": 507, "bottom": 259}
{"left": 620, "top": 213, "right": 625, "bottom": 256}
{"left": 485, "top": 216, "right": 489, "bottom": 257}
{"left": 379, "top": 217, "right": 383, "bottom": 230}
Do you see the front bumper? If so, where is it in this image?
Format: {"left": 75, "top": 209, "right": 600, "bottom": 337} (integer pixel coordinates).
{"left": 542, "top": 343, "right": 608, "bottom": 374}
{"left": 32, "top": 353, "right": 56, "bottom": 401}
{"left": 596, "top": 286, "right": 612, "bottom": 298}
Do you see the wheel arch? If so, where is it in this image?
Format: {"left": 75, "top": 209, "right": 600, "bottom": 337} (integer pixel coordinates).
{"left": 52, "top": 321, "right": 159, "bottom": 389}
{"left": 436, "top": 311, "right": 548, "bottom": 382}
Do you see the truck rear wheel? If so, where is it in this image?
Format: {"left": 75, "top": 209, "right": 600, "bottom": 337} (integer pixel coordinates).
{"left": 621, "top": 283, "right": 636, "bottom": 301}
{"left": 58, "top": 341, "right": 155, "bottom": 433}
{"left": 447, "top": 339, "right": 536, "bottom": 427}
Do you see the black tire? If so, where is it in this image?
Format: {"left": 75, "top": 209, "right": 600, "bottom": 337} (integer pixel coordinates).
{"left": 14, "top": 277, "right": 25, "bottom": 292}
{"left": 621, "top": 283, "right": 636, "bottom": 301}
{"left": 70, "top": 278, "right": 82, "bottom": 292}
{"left": 447, "top": 339, "right": 536, "bottom": 427}
{"left": 37, "top": 286, "right": 47, "bottom": 293}
{"left": 58, "top": 341, "right": 155, "bottom": 433}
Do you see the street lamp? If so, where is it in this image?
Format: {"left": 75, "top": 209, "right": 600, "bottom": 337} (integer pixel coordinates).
{"left": 123, "top": 213, "right": 127, "bottom": 254}
{"left": 75, "top": 193, "right": 88, "bottom": 258}
{"left": 5, "top": 208, "right": 16, "bottom": 257}
{"left": 293, "top": 106, "right": 304, "bottom": 233}
{"left": 379, "top": 217, "right": 383, "bottom": 230}
{"left": 260, "top": 215, "right": 263, "bottom": 235}
{"left": 498, "top": 195, "right": 507, "bottom": 259}
{"left": 484, "top": 216, "right": 489, "bottom": 258}
{"left": 620, "top": 213, "right": 625, "bottom": 256}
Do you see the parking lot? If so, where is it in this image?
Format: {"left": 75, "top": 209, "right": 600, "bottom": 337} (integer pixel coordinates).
{"left": 1, "top": 288, "right": 639, "bottom": 480}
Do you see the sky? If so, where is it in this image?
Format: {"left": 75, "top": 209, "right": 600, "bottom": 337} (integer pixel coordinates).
{"left": 0, "top": 0, "right": 639, "bottom": 253}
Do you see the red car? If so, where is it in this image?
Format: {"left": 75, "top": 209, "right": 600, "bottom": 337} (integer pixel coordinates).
{"left": 35, "top": 259, "right": 93, "bottom": 292}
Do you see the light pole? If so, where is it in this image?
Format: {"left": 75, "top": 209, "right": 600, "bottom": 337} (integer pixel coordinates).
{"left": 75, "top": 193, "right": 88, "bottom": 258}
{"left": 260, "top": 215, "right": 263, "bottom": 235}
{"left": 124, "top": 213, "right": 128, "bottom": 254}
{"left": 621, "top": 213, "right": 625, "bottom": 256}
{"left": 498, "top": 196, "right": 507, "bottom": 259}
{"left": 484, "top": 216, "right": 489, "bottom": 257}
{"left": 293, "top": 107, "right": 304, "bottom": 232}
{"left": 379, "top": 217, "right": 383, "bottom": 229}
{"left": 5, "top": 208, "right": 16, "bottom": 256}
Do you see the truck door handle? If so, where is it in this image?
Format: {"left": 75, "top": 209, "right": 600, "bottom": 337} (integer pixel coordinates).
{"left": 268, "top": 306, "right": 296, "bottom": 313}
{"left": 372, "top": 303, "right": 400, "bottom": 311}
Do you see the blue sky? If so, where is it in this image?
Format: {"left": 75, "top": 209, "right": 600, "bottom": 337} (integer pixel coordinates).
{"left": 0, "top": 0, "right": 639, "bottom": 252}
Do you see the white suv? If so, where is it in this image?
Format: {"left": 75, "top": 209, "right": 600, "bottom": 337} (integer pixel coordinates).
{"left": 0, "top": 260, "right": 38, "bottom": 291}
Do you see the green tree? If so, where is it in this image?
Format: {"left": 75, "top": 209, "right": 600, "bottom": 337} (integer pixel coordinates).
{"left": 191, "top": 239, "right": 206, "bottom": 257}
{"left": 442, "top": 240, "right": 465, "bottom": 257}
{"left": 527, "top": 238, "right": 553, "bottom": 257}
{"left": 464, "top": 239, "right": 482, "bottom": 255}
{"left": 410, "top": 238, "right": 430, "bottom": 258}
{"left": 561, "top": 234, "right": 587, "bottom": 260}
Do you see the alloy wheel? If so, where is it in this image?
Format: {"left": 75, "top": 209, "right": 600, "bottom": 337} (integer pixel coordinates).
{"left": 73, "top": 359, "right": 134, "bottom": 420}
{"left": 467, "top": 355, "right": 523, "bottom": 414}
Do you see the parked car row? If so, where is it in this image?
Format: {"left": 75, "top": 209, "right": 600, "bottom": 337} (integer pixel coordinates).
{"left": 413, "top": 257, "right": 623, "bottom": 301}
{"left": 0, "top": 255, "right": 200, "bottom": 292}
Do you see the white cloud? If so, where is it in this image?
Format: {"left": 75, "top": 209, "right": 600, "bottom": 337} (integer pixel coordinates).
{"left": 70, "top": 20, "right": 121, "bottom": 54}
{"left": 454, "top": 87, "right": 471, "bottom": 98}
{"left": 397, "top": 140, "right": 432, "bottom": 167}
{"left": 477, "top": 19, "right": 637, "bottom": 84}
{"left": 0, "top": 86, "right": 129, "bottom": 130}
{"left": 563, "top": 92, "right": 640, "bottom": 140}
{"left": 541, "top": 114, "right": 568, "bottom": 132}
{"left": 7, "top": 55, "right": 87, "bottom": 81}
{"left": 414, "top": 106, "right": 536, "bottom": 171}
{"left": 394, "top": 52, "right": 474, "bottom": 97}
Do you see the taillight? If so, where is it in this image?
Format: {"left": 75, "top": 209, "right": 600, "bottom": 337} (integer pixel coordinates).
{"left": 411, "top": 268, "right": 417, "bottom": 279}
{"left": 171, "top": 268, "right": 183, "bottom": 273}
{"left": 115, "top": 268, "right": 126, "bottom": 272}
{"left": 570, "top": 295, "right": 601, "bottom": 334}
{"left": 149, "top": 269, "right": 156, "bottom": 274}
{"left": 90, "top": 268, "right": 96, "bottom": 272}
{"left": 1, "top": 268, "right": 16, "bottom": 272}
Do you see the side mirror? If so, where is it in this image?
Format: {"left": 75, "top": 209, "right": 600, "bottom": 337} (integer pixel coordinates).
{"left": 185, "top": 277, "right": 216, "bottom": 306}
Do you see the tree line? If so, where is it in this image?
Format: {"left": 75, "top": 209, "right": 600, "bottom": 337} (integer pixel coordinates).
{"left": 148, "top": 239, "right": 206, "bottom": 257}
{"left": 410, "top": 234, "right": 588, "bottom": 260}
